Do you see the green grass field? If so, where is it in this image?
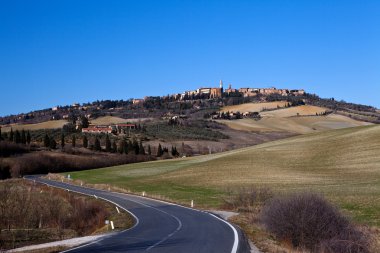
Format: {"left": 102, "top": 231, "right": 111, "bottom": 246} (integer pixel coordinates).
{"left": 67, "top": 125, "right": 380, "bottom": 227}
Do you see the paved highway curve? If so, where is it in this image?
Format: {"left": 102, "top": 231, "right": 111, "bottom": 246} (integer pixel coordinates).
{"left": 25, "top": 176, "right": 250, "bottom": 253}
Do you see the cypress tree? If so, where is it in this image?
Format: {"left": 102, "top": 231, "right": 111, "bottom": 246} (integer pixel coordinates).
{"left": 44, "top": 134, "right": 50, "bottom": 148}
{"left": 26, "top": 131, "right": 31, "bottom": 144}
{"left": 133, "top": 139, "right": 139, "bottom": 155}
{"left": 21, "top": 129, "right": 26, "bottom": 144}
{"left": 139, "top": 140, "right": 145, "bottom": 155}
{"left": 94, "top": 137, "right": 101, "bottom": 151}
{"left": 9, "top": 128, "right": 14, "bottom": 142}
{"left": 105, "top": 134, "right": 111, "bottom": 152}
{"left": 72, "top": 135, "right": 76, "bottom": 147}
{"left": 157, "top": 143, "right": 163, "bottom": 157}
{"left": 112, "top": 140, "right": 117, "bottom": 153}
{"left": 124, "top": 140, "right": 129, "bottom": 154}
{"left": 50, "top": 139, "right": 57, "bottom": 149}
{"left": 118, "top": 139, "right": 125, "bottom": 154}
{"left": 148, "top": 145, "right": 152, "bottom": 156}
{"left": 83, "top": 135, "right": 88, "bottom": 148}
{"left": 61, "top": 133, "right": 65, "bottom": 148}
{"left": 15, "top": 130, "right": 21, "bottom": 143}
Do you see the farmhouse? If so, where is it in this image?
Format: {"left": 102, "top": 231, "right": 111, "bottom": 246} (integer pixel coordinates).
{"left": 82, "top": 125, "right": 113, "bottom": 134}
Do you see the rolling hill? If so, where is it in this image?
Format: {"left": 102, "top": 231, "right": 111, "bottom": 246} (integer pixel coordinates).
{"left": 1, "top": 120, "right": 68, "bottom": 132}
{"left": 219, "top": 104, "right": 371, "bottom": 134}
{"left": 67, "top": 125, "right": 380, "bottom": 226}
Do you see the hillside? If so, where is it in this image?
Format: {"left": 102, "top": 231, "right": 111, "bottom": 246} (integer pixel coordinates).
{"left": 68, "top": 125, "right": 380, "bottom": 226}
{"left": 90, "top": 116, "right": 152, "bottom": 125}
{"left": 220, "top": 101, "right": 289, "bottom": 113}
{"left": 219, "top": 104, "right": 371, "bottom": 134}
{"left": 1, "top": 120, "right": 68, "bottom": 132}
{"left": 221, "top": 113, "right": 370, "bottom": 134}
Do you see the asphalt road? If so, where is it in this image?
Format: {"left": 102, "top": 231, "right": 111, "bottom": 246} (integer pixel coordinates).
{"left": 25, "top": 176, "right": 250, "bottom": 253}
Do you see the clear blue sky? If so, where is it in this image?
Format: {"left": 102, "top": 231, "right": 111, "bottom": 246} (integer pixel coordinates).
{"left": 0, "top": 0, "right": 379, "bottom": 116}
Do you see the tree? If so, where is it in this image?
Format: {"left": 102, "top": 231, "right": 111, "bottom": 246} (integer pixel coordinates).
{"left": 14, "top": 130, "right": 21, "bottom": 143}
{"left": 147, "top": 145, "right": 152, "bottom": 156}
{"left": 80, "top": 116, "right": 89, "bottom": 129}
{"left": 9, "top": 128, "right": 14, "bottom": 142}
{"left": 118, "top": 139, "right": 125, "bottom": 154}
{"left": 44, "top": 134, "right": 50, "bottom": 148}
{"left": 112, "top": 140, "right": 117, "bottom": 153}
{"left": 132, "top": 139, "right": 139, "bottom": 155}
{"left": 61, "top": 133, "right": 65, "bottom": 149}
{"left": 50, "top": 139, "right": 57, "bottom": 149}
{"left": 83, "top": 136, "right": 88, "bottom": 148}
{"left": 171, "top": 146, "right": 179, "bottom": 157}
{"left": 26, "top": 131, "right": 31, "bottom": 145}
{"left": 94, "top": 137, "right": 101, "bottom": 151}
{"left": 21, "top": 129, "right": 26, "bottom": 144}
{"left": 139, "top": 140, "right": 145, "bottom": 155}
{"left": 156, "top": 143, "right": 163, "bottom": 157}
{"left": 72, "top": 135, "right": 76, "bottom": 147}
{"left": 105, "top": 134, "right": 111, "bottom": 152}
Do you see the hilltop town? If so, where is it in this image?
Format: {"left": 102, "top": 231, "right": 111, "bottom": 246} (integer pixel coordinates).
{"left": 0, "top": 81, "right": 378, "bottom": 132}
{"left": 132, "top": 80, "right": 305, "bottom": 104}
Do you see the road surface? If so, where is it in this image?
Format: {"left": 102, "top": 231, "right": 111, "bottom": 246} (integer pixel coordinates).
{"left": 25, "top": 176, "right": 250, "bottom": 253}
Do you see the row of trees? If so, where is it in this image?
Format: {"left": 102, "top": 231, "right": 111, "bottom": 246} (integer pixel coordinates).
{"left": 0, "top": 128, "right": 31, "bottom": 145}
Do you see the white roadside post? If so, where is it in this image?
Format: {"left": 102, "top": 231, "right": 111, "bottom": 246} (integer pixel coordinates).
{"left": 110, "top": 221, "right": 114, "bottom": 230}
{"left": 142, "top": 191, "right": 145, "bottom": 197}
{"left": 191, "top": 200, "right": 194, "bottom": 208}
{"left": 116, "top": 206, "right": 120, "bottom": 214}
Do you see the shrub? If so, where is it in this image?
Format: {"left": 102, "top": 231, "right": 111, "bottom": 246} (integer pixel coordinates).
{"left": 223, "top": 186, "right": 273, "bottom": 211}
{"left": 0, "top": 141, "right": 28, "bottom": 157}
{"left": 260, "top": 193, "right": 370, "bottom": 252}
{"left": 318, "top": 226, "right": 371, "bottom": 253}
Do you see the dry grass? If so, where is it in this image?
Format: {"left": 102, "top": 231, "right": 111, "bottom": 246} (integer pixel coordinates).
{"left": 90, "top": 116, "right": 151, "bottom": 125}
{"left": 1, "top": 120, "right": 68, "bottom": 132}
{"left": 260, "top": 105, "right": 328, "bottom": 118}
{"left": 68, "top": 125, "right": 380, "bottom": 228}
{"left": 220, "top": 113, "right": 371, "bottom": 134}
{"left": 221, "top": 101, "right": 289, "bottom": 113}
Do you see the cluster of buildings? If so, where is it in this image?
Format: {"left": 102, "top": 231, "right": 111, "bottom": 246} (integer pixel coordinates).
{"left": 177, "top": 80, "right": 305, "bottom": 100}
{"left": 82, "top": 123, "right": 136, "bottom": 134}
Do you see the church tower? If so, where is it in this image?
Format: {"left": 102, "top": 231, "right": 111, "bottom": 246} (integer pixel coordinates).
{"left": 219, "top": 80, "right": 223, "bottom": 93}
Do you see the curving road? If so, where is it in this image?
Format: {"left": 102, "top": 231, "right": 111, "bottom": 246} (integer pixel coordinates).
{"left": 25, "top": 176, "right": 250, "bottom": 253}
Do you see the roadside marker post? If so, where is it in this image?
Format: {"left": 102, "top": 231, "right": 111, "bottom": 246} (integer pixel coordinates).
{"left": 116, "top": 206, "right": 120, "bottom": 214}
{"left": 110, "top": 221, "right": 114, "bottom": 230}
{"left": 191, "top": 200, "right": 194, "bottom": 208}
{"left": 142, "top": 191, "right": 145, "bottom": 197}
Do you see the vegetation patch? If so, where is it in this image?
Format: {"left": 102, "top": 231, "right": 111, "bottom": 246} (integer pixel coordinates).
{"left": 0, "top": 179, "right": 134, "bottom": 251}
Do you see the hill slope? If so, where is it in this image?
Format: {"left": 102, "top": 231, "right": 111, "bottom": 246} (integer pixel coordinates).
{"left": 68, "top": 125, "right": 380, "bottom": 226}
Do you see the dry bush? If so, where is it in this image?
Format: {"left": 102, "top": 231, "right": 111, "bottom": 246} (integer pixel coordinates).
{"left": 0, "top": 180, "right": 111, "bottom": 250}
{"left": 318, "top": 225, "right": 372, "bottom": 253}
{"left": 7, "top": 152, "right": 154, "bottom": 178}
{"left": 0, "top": 141, "right": 28, "bottom": 157}
{"left": 223, "top": 186, "right": 273, "bottom": 211}
{"left": 260, "top": 193, "right": 372, "bottom": 253}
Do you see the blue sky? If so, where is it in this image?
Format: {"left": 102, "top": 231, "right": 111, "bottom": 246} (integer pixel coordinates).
{"left": 0, "top": 0, "right": 379, "bottom": 116}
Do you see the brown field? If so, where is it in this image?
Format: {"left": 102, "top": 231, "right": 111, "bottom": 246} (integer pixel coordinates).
{"left": 1, "top": 120, "right": 68, "bottom": 132}
{"left": 220, "top": 101, "right": 289, "bottom": 113}
{"left": 221, "top": 113, "right": 371, "bottom": 134}
{"left": 260, "top": 105, "right": 328, "bottom": 117}
{"left": 90, "top": 116, "right": 152, "bottom": 125}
